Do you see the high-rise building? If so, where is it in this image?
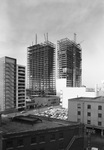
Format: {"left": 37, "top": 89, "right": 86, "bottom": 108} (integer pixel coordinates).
{"left": 0, "top": 57, "right": 17, "bottom": 112}
{"left": 57, "top": 38, "right": 82, "bottom": 87}
{"left": 0, "top": 56, "right": 26, "bottom": 112}
{"left": 16, "top": 65, "right": 26, "bottom": 110}
{"left": 27, "top": 41, "right": 56, "bottom": 96}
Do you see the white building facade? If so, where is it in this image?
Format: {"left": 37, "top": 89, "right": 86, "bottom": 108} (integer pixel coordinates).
{"left": 56, "top": 79, "right": 96, "bottom": 108}
{"left": 16, "top": 65, "right": 26, "bottom": 110}
{"left": 68, "top": 96, "right": 104, "bottom": 136}
{"left": 0, "top": 57, "right": 17, "bottom": 112}
{"left": 0, "top": 56, "right": 26, "bottom": 112}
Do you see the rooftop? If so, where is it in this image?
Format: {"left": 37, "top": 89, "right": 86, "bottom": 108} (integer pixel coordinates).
{"left": 68, "top": 96, "right": 104, "bottom": 103}
{"left": 0, "top": 114, "right": 78, "bottom": 135}
{"left": 31, "top": 95, "right": 59, "bottom": 98}
{"left": 57, "top": 38, "right": 81, "bottom": 50}
{"left": 28, "top": 41, "right": 55, "bottom": 49}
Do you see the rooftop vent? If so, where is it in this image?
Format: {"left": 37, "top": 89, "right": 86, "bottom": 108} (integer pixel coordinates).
{"left": 11, "top": 115, "right": 42, "bottom": 125}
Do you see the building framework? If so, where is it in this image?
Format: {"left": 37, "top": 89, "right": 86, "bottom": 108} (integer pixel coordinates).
{"left": 57, "top": 38, "right": 82, "bottom": 87}
{"left": 27, "top": 41, "right": 56, "bottom": 96}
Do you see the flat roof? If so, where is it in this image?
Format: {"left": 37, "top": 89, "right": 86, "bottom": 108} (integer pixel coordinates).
{"left": 68, "top": 96, "right": 104, "bottom": 103}
{"left": 28, "top": 41, "right": 55, "bottom": 49}
{"left": 31, "top": 95, "right": 59, "bottom": 98}
{"left": 0, "top": 115, "right": 79, "bottom": 135}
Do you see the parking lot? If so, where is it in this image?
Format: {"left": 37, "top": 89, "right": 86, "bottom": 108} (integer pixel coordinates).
{"left": 5, "top": 106, "right": 68, "bottom": 120}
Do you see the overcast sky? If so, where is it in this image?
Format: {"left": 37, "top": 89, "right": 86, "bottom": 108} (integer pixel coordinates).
{"left": 0, "top": 0, "right": 104, "bottom": 88}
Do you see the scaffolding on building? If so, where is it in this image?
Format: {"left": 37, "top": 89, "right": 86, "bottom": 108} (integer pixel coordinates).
{"left": 27, "top": 41, "right": 56, "bottom": 96}
{"left": 57, "top": 38, "right": 82, "bottom": 87}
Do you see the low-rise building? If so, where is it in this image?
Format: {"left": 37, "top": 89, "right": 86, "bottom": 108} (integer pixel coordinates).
{"left": 56, "top": 79, "right": 96, "bottom": 108}
{"left": 68, "top": 96, "right": 104, "bottom": 136}
{"left": 26, "top": 96, "right": 60, "bottom": 109}
{"left": 0, "top": 115, "right": 84, "bottom": 150}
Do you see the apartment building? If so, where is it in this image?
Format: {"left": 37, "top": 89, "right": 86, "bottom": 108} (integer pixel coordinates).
{"left": 57, "top": 38, "right": 82, "bottom": 87}
{"left": 16, "top": 65, "right": 26, "bottom": 110}
{"left": 0, "top": 114, "right": 84, "bottom": 150}
{"left": 0, "top": 56, "right": 26, "bottom": 112}
{"left": 27, "top": 41, "right": 56, "bottom": 96}
{"left": 0, "top": 57, "right": 17, "bottom": 112}
{"left": 68, "top": 96, "right": 104, "bottom": 136}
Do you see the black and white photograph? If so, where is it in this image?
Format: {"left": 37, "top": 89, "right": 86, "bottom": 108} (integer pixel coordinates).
{"left": 0, "top": 0, "right": 104, "bottom": 149}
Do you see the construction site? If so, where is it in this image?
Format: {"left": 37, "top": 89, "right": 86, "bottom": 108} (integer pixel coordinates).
{"left": 57, "top": 36, "right": 82, "bottom": 87}
{"left": 27, "top": 36, "right": 56, "bottom": 96}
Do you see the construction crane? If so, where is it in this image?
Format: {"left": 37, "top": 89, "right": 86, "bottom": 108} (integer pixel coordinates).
{"left": 44, "top": 33, "right": 48, "bottom": 43}
{"left": 77, "top": 40, "right": 84, "bottom": 45}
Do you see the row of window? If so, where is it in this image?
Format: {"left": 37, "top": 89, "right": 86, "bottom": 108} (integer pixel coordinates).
{"left": 87, "top": 112, "right": 102, "bottom": 118}
{"left": 87, "top": 105, "right": 102, "bottom": 110}
{"left": 77, "top": 104, "right": 102, "bottom": 110}
{"left": 77, "top": 111, "right": 103, "bottom": 118}
{"left": 31, "top": 132, "right": 63, "bottom": 144}
{"left": 87, "top": 120, "right": 102, "bottom": 126}
{"left": 6, "top": 132, "right": 64, "bottom": 149}
{"left": 6, "top": 139, "right": 23, "bottom": 149}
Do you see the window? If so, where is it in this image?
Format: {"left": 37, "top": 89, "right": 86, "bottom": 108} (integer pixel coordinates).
{"left": 87, "top": 112, "right": 91, "bottom": 116}
{"left": 98, "top": 105, "right": 102, "bottom": 110}
{"left": 40, "top": 136, "right": 45, "bottom": 143}
{"left": 50, "top": 133, "right": 55, "bottom": 141}
{"left": 77, "top": 111, "right": 81, "bottom": 115}
{"left": 31, "top": 137, "right": 36, "bottom": 144}
{"left": 40, "top": 148, "right": 45, "bottom": 150}
{"left": 98, "top": 113, "right": 102, "bottom": 118}
{"left": 77, "top": 103, "right": 81, "bottom": 109}
{"left": 98, "top": 121, "right": 102, "bottom": 126}
{"left": 59, "top": 132, "right": 64, "bottom": 139}
{"left": 6, "top": 140, "right": 13, "bottom": 149}
{"left": 87, "top": 120, "right": 91, "bottom": 124}
{"left": 87, "top": 105, "right": 91, "bottom": 109}
{"left": 17, "top": 139, "right": 23, "bottom": 147}
{"left": 59, "top": 142, "right": 64, "bottom": 150}
{"left": 77, "top": 118, "right": 81, "bottom": 122}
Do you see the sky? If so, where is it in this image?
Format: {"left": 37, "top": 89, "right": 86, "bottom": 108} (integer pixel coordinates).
{"left": 0, "top": 0, "right": 104, "bottom": 88}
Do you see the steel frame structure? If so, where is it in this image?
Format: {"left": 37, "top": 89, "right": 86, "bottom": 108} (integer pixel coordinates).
{"left": 27, "top": 41, "right": 56, "bottom": 96}
{"left": 57, "top": 38, "right": 82, "bottom": 87}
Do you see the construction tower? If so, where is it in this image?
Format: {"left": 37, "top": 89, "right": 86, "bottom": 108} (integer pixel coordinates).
{"left": 27, "top": 41, "right": 56, "bottom": 96}
{"left": 57, "top": 38, "right": 82, "bottom": 87}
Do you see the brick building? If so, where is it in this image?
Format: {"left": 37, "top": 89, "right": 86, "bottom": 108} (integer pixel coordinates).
{"left": 0, "top": 115, "right": 84, "bottom": 150}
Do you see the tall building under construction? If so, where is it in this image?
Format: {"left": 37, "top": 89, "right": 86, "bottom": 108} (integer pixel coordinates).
{"left": 57, "top": 38, "right": 82, "bottom": 87}
{"left": 27, "top": 41, "right": 56, "bottom": 96}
